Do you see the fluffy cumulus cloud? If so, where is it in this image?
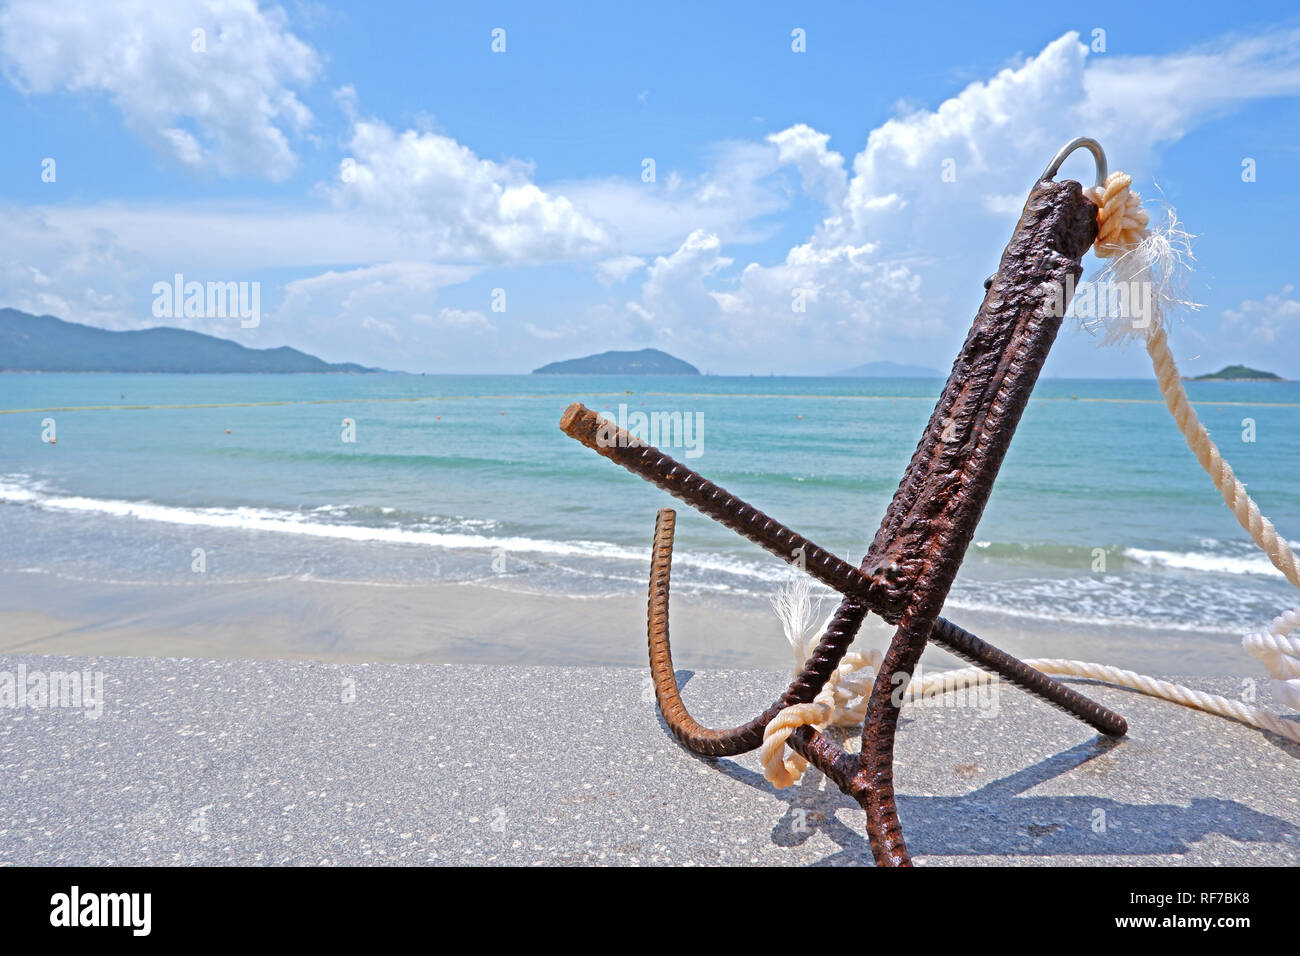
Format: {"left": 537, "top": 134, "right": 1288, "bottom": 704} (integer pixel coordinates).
{"left": 0, "top": 0, "right": 320, "bottom": 179}
{"left": 332, "top": 119, "right": 614, "bottom": 264}
{"left": 554, "top": 140, "right": 795, "bottom": 255}
{"left": 593, "top": 255, "right": 646, "bottom": 286}
{"left": 628, "top": 231, "right": 733, "bottom": 329}
{"left": 767, "top": 124, "right": 848, "bottom": 214}
{"left": 596, "top": 29, "right": 1300, "bottom": 374}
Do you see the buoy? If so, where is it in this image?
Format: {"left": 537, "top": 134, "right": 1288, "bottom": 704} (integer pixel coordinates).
{"left": 225, "top": 429, "right": 231, "bottom": 434}
{"left": 797, "top": 415, "right": 803, "bottom": 420}
{"left": 436, "top": 415, "right": 441, "bottom": 421}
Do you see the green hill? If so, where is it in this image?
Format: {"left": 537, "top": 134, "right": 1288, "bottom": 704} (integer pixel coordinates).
{"left": 532, "top": 348, "right": 699, "bottom": 375}
{"left": 0, "top": 308, "right": 377, "bottom": 373}
{"left": 1190, "top": 365, "right": 1283, "bottom": 382}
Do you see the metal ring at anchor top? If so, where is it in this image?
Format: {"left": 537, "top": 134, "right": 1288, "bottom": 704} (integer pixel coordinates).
{"left": 1040, "top": 136, "right": 1107, "bottom": 188}
{"left": 984, "top": 138, "right": 1110, "bottom": 292}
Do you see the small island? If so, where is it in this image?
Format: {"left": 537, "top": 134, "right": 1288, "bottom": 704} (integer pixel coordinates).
{"left": 1189, "top": 364, "right": 1284, "bottom": 382}
{"left": 532, "top": 347, "right": 699, "bottom": 375}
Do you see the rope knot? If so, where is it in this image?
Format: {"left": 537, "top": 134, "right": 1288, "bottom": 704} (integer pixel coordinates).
{"left": 1086, "top": 171, "right": 1149, "bottom": 258}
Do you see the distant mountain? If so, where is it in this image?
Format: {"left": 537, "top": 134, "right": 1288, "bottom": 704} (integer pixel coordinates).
{"left": 532, "top": 347, "right": 699, "bottom": 375}
{"left": 0, "top": 309, "right": 378, "bottom": 373}
{"left": 831, "top": 360, "right": 944, "bottom": 378}
{"left": 1190, "top": 364, "right": 1283, "bottom": 382}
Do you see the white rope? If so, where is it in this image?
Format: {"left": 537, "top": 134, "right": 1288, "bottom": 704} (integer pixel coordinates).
{"left": 1093, "top": 172, "right": 1300, "bottom": 716}
{"left": 762, "top": 596, "right": 1300, "bottom": 787}
{"left": 758, "top": 171, "right": 1300, "bottom": 788}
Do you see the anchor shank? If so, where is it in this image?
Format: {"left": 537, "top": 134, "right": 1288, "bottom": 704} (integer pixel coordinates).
{"left": 862, "top": 178, "right": 1099, "bottom": 605}
{"left": 853, "top": 177, "right": 1101, "bottom": 866}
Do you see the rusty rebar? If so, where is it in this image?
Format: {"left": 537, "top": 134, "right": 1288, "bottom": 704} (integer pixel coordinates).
{"left": 561, "top": 402, "right": 884, "bottom": 605}
{"left": 565, "top": 406, "right": 1126, "bottom": 741}
{"left": 646, "top": 506, "right": 869, "bottom": 755}
{"left": 931, "top": 617, "right": 1125, "bottom": 736}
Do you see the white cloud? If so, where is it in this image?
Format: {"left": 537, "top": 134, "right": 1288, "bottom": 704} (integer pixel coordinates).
{"left": 332, "top": 118, "right": 614, "bottom": 264}
{"left": 523, "top": 321, "right": 565, "bottom": 340}
{"left": 277, "top": 260, "right": 476, "bottom": 313}
{"left": 767, "top": 124, "right": 848, "bottom": 211}
{"left": 4, "top": 199, "right": 506, "bottom": 276}
{"left": 269, "top": 261, "right": 485, "bottom": 370}
{"left": 0, "top": 208, "right": 147, "bottom": 328}
{"left": 1223, "top": 285, "right": 1300, "bottom": 346}
{"left": 612, "top": 229, "right": 925, "bottom": 372}
{"left": 594, "top": 255, "right": 646, "bottom": 285}
{"left": 1081, "top": 29, "right": 1300, "bottom": 163}
{"left": 601, "top": 29, "right": 1300, "bottom": 373}
{"left": 840, "top": 29, "right": 1300, "bottom": 249}
{"left": 6, "top": 22, "right": 1300, "bottom": 375}
{"left": 554, "top": 140, "right": 794, "bottom": 254}
{"left": 0, "top": 0, "right": 320, "bottom": 179}
{"left": 632, "top": 230, "right": 733, "bottom": 332}
{"left": 360, "top": 315, "right": 397, "bottom": 339}
{"left": 423, "top": 307, "right": 493, "bottom": 331}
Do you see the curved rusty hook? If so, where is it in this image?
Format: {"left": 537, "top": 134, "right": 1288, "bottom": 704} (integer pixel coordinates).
{"left": 646, "top": 507, "right": 870, "bottom": 756}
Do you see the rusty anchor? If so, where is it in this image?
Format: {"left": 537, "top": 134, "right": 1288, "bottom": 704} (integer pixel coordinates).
{"left": 558, "top": 142, "right": 1127, "bottom": 866}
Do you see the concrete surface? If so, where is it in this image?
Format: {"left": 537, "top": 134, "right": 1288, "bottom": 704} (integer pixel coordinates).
{"left": 0, "top": 655, "right": 1296, "bottom": 866}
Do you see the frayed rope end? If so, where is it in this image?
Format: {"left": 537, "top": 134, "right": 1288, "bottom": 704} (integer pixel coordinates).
{"left": 1072, "top": 179, "right": 1202, "bottom": 347}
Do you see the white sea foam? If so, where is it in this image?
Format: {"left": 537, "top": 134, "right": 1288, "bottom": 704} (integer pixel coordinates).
{"left": 1124, "top": 546, "right": 1290, "bottom": 578}
{"left": 3, "top": 473, "right": 1290, "bottom": 631}
{"left": 0, "top": 476, "right": 780, "bottom": 582}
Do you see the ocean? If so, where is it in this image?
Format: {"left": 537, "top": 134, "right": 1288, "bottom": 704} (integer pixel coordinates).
{"left": 2, "top": 372, "right": 1298, "bottom": 638}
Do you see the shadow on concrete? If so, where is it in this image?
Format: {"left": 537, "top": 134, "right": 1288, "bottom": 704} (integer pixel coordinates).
{"left": 660, "top": 670, "right": 1300, "bottom": 866}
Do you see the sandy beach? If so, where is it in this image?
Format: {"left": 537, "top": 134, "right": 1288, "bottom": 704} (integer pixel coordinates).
{"left": 0, "top": 570, "right": 1259, "bottom": 678}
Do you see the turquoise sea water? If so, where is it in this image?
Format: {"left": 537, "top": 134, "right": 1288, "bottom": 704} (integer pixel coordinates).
{"left": 2, "top": 372, "right": 1298, "bottom": 634}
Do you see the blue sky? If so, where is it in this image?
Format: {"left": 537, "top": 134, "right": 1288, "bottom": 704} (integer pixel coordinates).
{"left": 2, "top": 1, "right": 1299, "bottom": 376}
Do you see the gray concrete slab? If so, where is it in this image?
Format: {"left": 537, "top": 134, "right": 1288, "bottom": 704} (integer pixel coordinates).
{"left": 0, "top": 655, "right": 1296, "bottom": 865}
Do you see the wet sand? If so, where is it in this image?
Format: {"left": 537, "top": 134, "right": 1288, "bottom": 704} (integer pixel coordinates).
{"left": 0, "top": 570, "right": 1258, "bottom": 677}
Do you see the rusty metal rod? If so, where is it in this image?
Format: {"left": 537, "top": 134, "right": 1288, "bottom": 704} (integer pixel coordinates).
{"left": 647, "top": 506, "right": 870, "bottom": 756}
{"left": 565, "top": 410, "right": 1126, "bottom": 741}
{"left": 931, "top": 617, "right": 1125, "bottom": 736}
{"left": 561, "top": 402, "right": 882, "bottom": 604}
